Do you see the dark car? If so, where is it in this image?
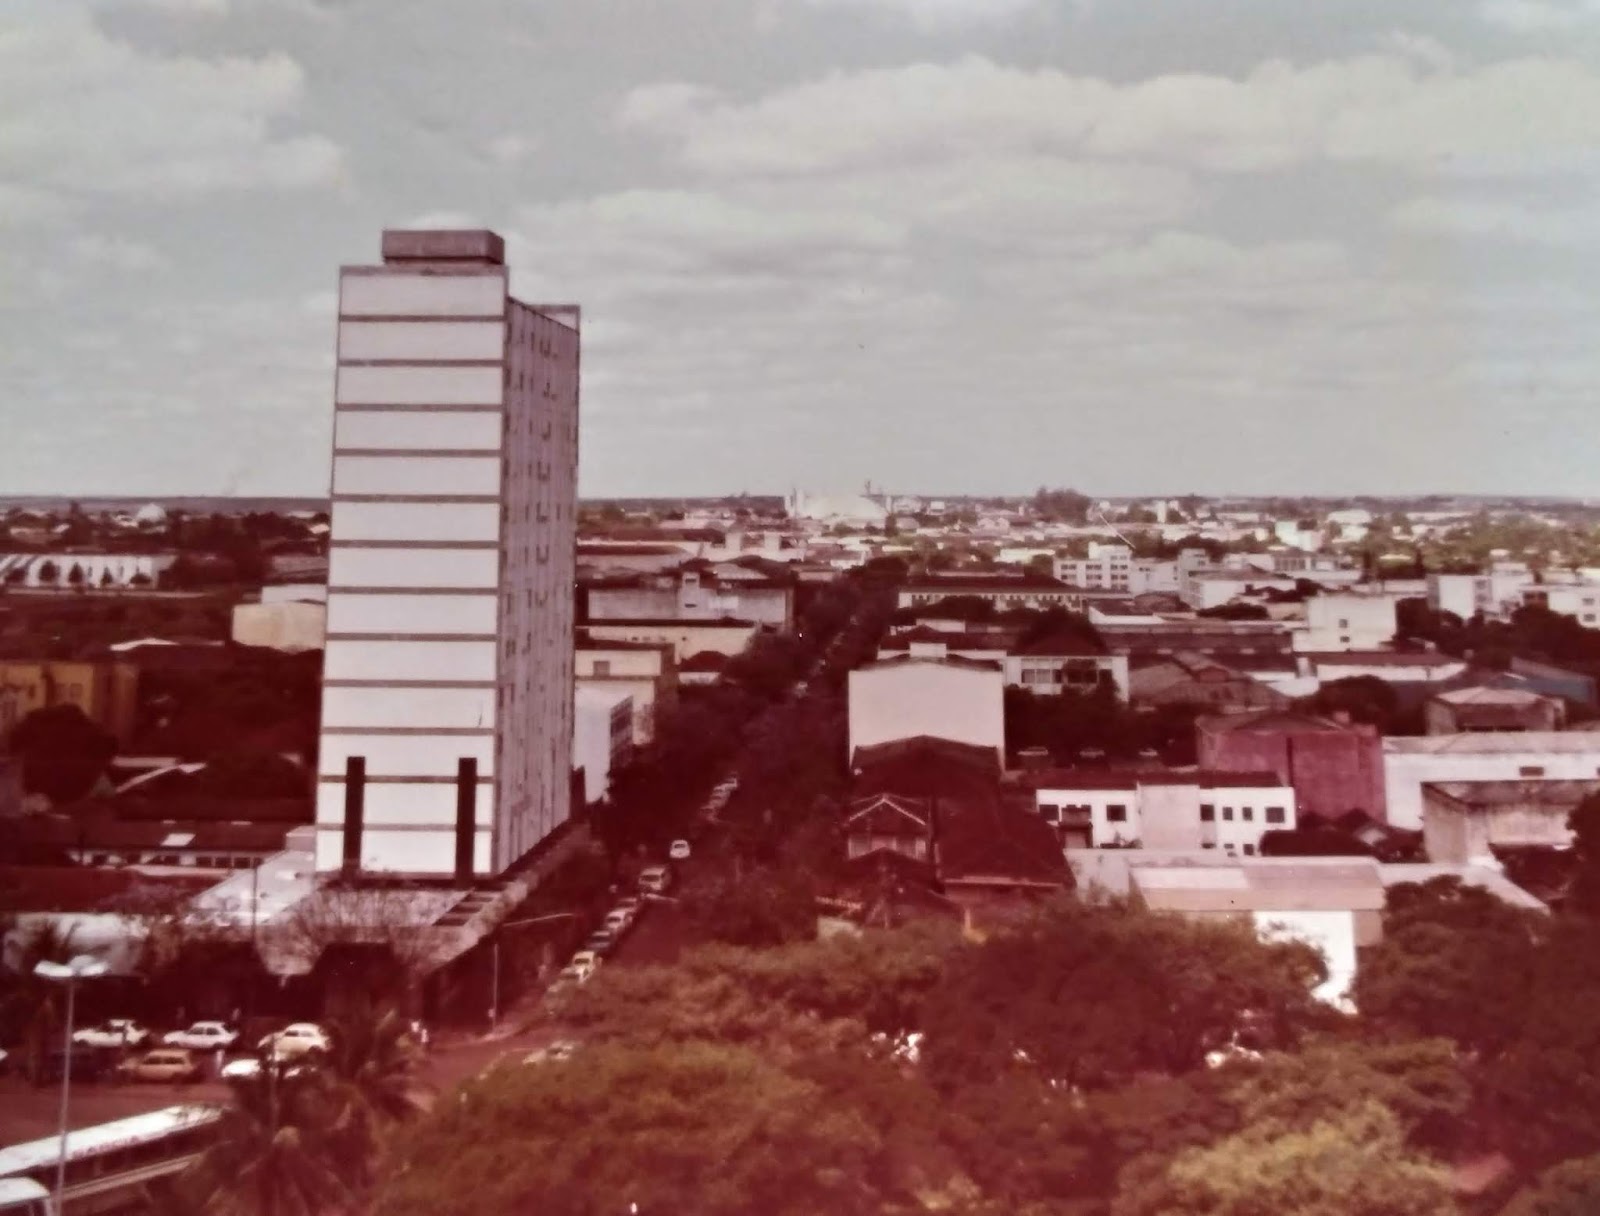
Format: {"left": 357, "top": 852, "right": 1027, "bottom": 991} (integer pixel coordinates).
{"left": 30, "top": 1047, "right": 115, "bottom": 1086}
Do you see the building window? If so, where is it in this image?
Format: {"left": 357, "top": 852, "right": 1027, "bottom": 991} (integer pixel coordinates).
{"left": 1200, "top": 804, "right": 1215, "bottom": 822}
{"left": 1241, "top": 807, "right": 1254, "bottom": 822}
{"left": 1266, "top": 806, "right": 1286, "bottom": 824}
{"left": 1106, "top": 804, "right": 1128, "bottom": 822}
{"left": 1222, "top": 807, "right": 1234, "bottom": 821}
{"left": 1243, "top": 844, "right": 1257, "bottom": 856}
{"left": 592, "top": 660, "right": 611, "bottom": 677}
{"left": 1519, "top": 765, "right": 1545, "bottom": 778}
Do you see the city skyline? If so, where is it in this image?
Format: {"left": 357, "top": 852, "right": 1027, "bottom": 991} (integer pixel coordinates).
{"left": 5, "top": 0, "right": 1600, "bottom": 499}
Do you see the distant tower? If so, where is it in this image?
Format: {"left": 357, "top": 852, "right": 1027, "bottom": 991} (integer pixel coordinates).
{"left": 315, "top": 228, "right": 580, "bottom": 878}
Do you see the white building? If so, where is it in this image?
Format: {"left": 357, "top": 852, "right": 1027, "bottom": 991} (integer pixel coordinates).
{"left": 315, "top": 228, "right": 580, "bottom": 878}
{"left": 1524, "top": 583, "right": 1600, "bottom": 627}
{"left": 1427, "top": 564, "right": 1536, "bottom": 622}
{"left": 1020, "top": 769, "right": 1296, "bottom": 853}
{"left": 232, "top": 600, "right": 326, "bottom": 652}
{"left": 1054, "top": 542, "right": 1182, "bottom": 595}
{"left": 1383, "top": 732, "right": 1600, "bottom": 831}
{"left": 1295, "top": 594, "right": 1397, "bottom": 653}
{"left": 573, "top": 686, "right": 634, "bottom": 806}
{"left": 786, "top": 490, "right": 888, "bottom": 527}
{"left": 847, "top": 656, "right": 1005, "bottom": 766}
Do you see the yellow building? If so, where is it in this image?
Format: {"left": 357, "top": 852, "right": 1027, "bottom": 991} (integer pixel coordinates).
{"left": 0, "top": 660, "right": 139, "bottom": 741}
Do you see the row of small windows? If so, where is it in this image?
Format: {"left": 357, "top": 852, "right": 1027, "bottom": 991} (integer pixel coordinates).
{"left": 1199, "top": 804, "right": 1287, "bottom": 824}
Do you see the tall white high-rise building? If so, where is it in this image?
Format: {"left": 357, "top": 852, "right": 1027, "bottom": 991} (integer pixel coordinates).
{"left": 315, "top": 228, "right": 580, "bottom": 878}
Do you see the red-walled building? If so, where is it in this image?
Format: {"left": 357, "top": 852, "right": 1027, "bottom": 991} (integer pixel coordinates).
{"left": 1196, "top": 710, "right": 1387, "bottom": 823}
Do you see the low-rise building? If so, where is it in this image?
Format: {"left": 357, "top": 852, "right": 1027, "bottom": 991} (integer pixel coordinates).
{"left": 1014, "top": 768, "right": 1296, "bottom": 853}
{"left": 1424, "top": 687, "right": 1565, "bottom": 735}
{"left": 1127, "top": 652, "right": 1290, "bottom": 713}
{"left": 1522, "top": 582, "right": 1600, "bottom": 627}
{"left": 1128, "top": 856, "right": 1386, "bottom": 1006}
{"left": 1297, "top": 651, "right": 1467, "bottom": 685}
{"left": 1421, "top": 779, "right": 1597, "bottom": 865}
{"left": 231, "top": 600, "right": 327, "bottom": 652}
{"left": 572, "top": 686, "right": 634, "bottom": 806}
{"left": 586, "top": 561, "right": 794, "bottom": 630}
{"left": 1090, "top": 610, "right": 1294, "bottom": 663}
{"left": 1198, "top": 709, "right": 1387, "bottom": 822}
{"left": 1053, "top": 542, "right": 1182, "bottom": 595}
{"left": 848, "top": 656, "right": 1006, "bottom": 767}
{"left": 1295, "top": 594, "right": 1397, "bottom": 653}
{"left": 0, "top": 659, "right": 140, "bottom": 741}
{"left": 580, "top": 618, "right": 760, "bottom": 664}
{"left": 1383, "top": 732, "right": 1600, "bottom": 831}
{"left": 574, "top": 633, "right": 677, "bottom": 745}
{"left": 897, "top": 576, "right": 1098, "bottom": 614}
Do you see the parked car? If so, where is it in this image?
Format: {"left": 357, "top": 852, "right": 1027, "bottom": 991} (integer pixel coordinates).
{"left": 568, "top": 951, "right": 601, "bottom": 980}
{"left": 603, "top": 908, "right": 633, "bottom": 936}
{"left": 73, "top": 1019, "right": 150, "bottom": 1050}
{"left": 222, "top": 1056, "right": 309, "bottom": 1081}
{"left": 613, "top": 896, "right": 642, "bottom": 919}
{"left": 162, "top": 1021, "right": 238, "bottom": 1051}
{"left": 582, "top": 928, "right": 618, "bottom": 957}
{"left": 638, "top": 866, "right": 672, "bottom": 895}
{"left": 258, "top": 1023, "right": 331, "bottom": 1060}
{"left": 524, "top": 1039, "right": 578, "bottom": 1065}
{"left": 117, "top": 1048, "right": 201, "bottom": 1084}
{"left": 668, "top": 839, "right": 691, "bottom": 861}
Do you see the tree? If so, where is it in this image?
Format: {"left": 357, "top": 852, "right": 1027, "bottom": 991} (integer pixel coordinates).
{"left": 372, "top": 1043, "right": 897, "bottom": 1216}
{"left": 683, "top": 866, "right": 818, "bottom": 948}
{"left": 66, "top": 562, "right": 84, "bottom": 587}
{"left": 320, "top": 1002, "right": 427, "bottom": 1181}
{"left": 1113, "top": 1101, "right": 1458, "bottom": 1216}
{"left": 36, "top": 559, "right": 58, "bottom": 585}
{"left": 7, "top": 702, "right": 116, "bottom": 803}
{"left": 1566, "top": 792, "right": 1600, "bottom": 917}
{"left": 1487, "top": 916, "right": 1600, "bottom": 1165}
{"left": 185, "top": 1071, "right": 354, "bottom": 1216}
{"left": 919, "top": 900, "right": 1326, "bottom": 1091}
{"left": 1353, "top": 878, "right": 1542, "bottom": 1057}
{"left": 1502, "top": 1155, "right": 1600, "bottom": 1216}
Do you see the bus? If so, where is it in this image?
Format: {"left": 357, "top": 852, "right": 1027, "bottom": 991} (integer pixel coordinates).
{"left": 0, "top": 1106, "right": 221, "bottom": 1216}
{"left": 0, "top": 1178, "right": 52, "bottom": 1216}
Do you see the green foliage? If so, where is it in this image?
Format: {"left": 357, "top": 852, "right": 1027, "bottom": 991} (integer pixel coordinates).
{"left": 1031, "top": 487, "right": 1092, "bottom": 524}
{"left": 1112, "top": 1101, "right": 1459, "bottom": 1216}
{"left": 1486, "top": 916, "right": 1600, "bottom": 1165}
{"left": 7, "top": 702, "right": 115, "bottom": 803}
{"left": 1353, "top": 878, "right": 1543, "bottom": 1056}
{"left": 559, "top": 926, "right": 958, "bottom": 1049}
{"left": 1501, "top": 1154, "right": 1600, "bottom": 1216}
{"left": 683, "top": 866, "right": 818, "bottom": 947}
{"left": 373, "top": 1043, "right": 898, "bottom": 1216}
{"left": 1566, "top": 793, "right": 1600, "bottom": 918}
{"left": 919, "top": 900, "right": 1326, "bottom": 1091}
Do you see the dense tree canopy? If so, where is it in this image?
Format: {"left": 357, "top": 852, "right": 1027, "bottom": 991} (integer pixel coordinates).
{"left": 7, "top": 702, "right": 115, "bottom": 803}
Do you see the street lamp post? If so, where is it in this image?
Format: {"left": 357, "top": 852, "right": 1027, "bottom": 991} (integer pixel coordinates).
{"left": 35, "top": 955, "right": 110, "bottom": 1214}
{"left": 488, "top": 912, "right": 578, "bottom": 1027}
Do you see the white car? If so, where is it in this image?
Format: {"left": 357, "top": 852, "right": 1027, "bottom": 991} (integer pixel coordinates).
{"left": 603, "top": 908, "right": 633, "bottom": 936}
{"left": 524, "top": 1039, "right": 578, "bottom": 1065}
{"left": 258, "top": 1023, "right": 331, "bottom": 1059}
{"left": 668, "top": 839, "right": 691, "bottom": 861}
{"left": 568, "top": 951, "right": 601, "bottom": 980}
{"left": 73, "top": 1019, "right": 150, "bottom": 1050}
{"left": 162, "top": 1021, "right": 238, "bottom": 1051}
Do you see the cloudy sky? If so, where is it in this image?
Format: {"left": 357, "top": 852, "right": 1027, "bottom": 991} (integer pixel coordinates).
{"left": 4, "top": 0, "right": 1600, "bottom": 499}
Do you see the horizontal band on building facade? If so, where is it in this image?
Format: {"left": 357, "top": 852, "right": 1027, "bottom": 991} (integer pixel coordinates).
{"left": 332, "top": 493, "right": 502, "bottom": 504}
{"left": 338, "top": 358, "right": 503, "bottom": 369}
{"left": 330, "top": 539, "right": 501, "bottom": 550}
{"left": 323, "top": 678, "right": 498, "bottom": 689}
{"left": 319, "top": 727, "right": 496, "bottom": 737}
{"left": 312, "top": 822, "right": 491, "bottom": 834}
{"left": 325, "top": 632, "right": 499, "bottom": 642}
{"left": 318, "top": 774, "right": 494, "bottom": 785}
{"left": 333, "top": 450, "right": 505, "bottom": 460}
{"left": 328, "top": 585, "right": 499, "bottom": 596}
{"left": 334, "top": 403, "right": 505, "bottom": 413}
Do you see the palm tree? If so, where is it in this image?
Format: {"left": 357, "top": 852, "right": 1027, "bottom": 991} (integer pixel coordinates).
{"left": 186, "top": 1071, "right": 352, "bottom": 1216}
{"left": 320, "top": 1002, "right": 428, "bottom": 1174}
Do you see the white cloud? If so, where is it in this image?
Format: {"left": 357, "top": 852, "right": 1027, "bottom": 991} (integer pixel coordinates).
{"left": 1481, "top": 0, "right": 1600, "bottom": 32}
{"left": 619, "top": 53, "right": 1600, "bottom": 178}
{"left": 1390, "top": 195, "right": 1600, "bottom": 246}
{"left": 484, "top": 132, "right": 537, "bottom": 166}
{"left": 797, "top": 0, "right": 1041, "bottom": 32}
{"left": 0, "top": 7, "right": 342, "bottom": 212}
{"left": 69, "top": 234, "right": 168, "bottom": 271}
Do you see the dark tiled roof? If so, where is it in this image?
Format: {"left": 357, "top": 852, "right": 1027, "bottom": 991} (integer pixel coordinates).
{"left": 1011, "top": 768, "right": 1286, "bottom": 791}
{"left": 1307, "top": 651, "right": 1460, "bottom": 667}
{"left": 936, "top": 800, "right": 1069, "bottom": 887}
{"left": 1198, "top": 708, "right": 1377, "bottom": 736}
{"left": 1014, "top": 632, "right": 1107, "bottom": 657}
